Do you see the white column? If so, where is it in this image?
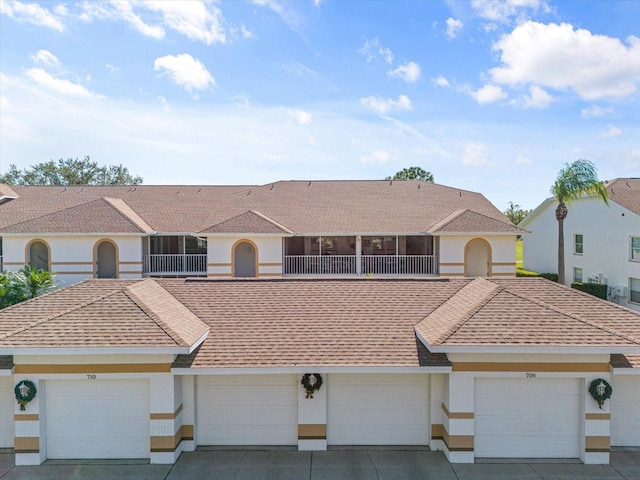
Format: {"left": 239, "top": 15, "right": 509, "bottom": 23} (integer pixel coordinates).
{"left": 297, "top": 373, "right": 327, "bottom": 451}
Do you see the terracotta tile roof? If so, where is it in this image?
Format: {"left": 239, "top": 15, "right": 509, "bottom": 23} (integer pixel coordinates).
{"left": 0, "top": 181, "right": 518, "bottom": 235}
{"left": 606, "top": 178, "right": 640, "bottom": 215}
{"left": 610, "top": 354, "right": 640, "bottom": 369}
{"left": 0, "top": 355, "right": 13, "bottom": 370}
{"left": 200, "top": 210, "right": 293, "bottom": 234}
{"left": 0, "top": 279, "right": 208, "bottom": 350}
{"left": 417, "top": 277, "right": 640, "bottom": 349}
{"left": 429, "top": 209, "right": 526, "bottom": 234}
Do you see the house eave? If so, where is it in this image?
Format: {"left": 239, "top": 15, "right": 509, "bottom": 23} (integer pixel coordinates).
{"left": 171, "top": 365, "right": 453, "bottom": 375}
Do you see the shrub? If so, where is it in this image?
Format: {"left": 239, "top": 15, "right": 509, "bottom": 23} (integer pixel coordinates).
{"left": 516, "top": 269, "right": 558, "bottom": 282}
{"left": 571, "top": 282, "right": 608, "bottom": 300}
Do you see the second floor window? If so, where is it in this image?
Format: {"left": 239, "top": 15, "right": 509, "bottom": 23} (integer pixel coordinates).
{"left": 631, "top": 237, "right": 640, "bottom": 262}
{"left": 630, "top": 278, "right": 640, "bottom": 305}
{"left": 574, "top": 234, "right": 583, "bottom": 255}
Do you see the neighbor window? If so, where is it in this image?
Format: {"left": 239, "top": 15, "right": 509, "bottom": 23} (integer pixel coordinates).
{"left": 573, "top": 267, "right": 583, "bottom": 283}
{"left": 630, "top": 278, "right": 640, "bottom": 305}
{"left": 631, "top": 237, "right": 640, "bottom": 262}
{"left": 574, "top": 234, "right": 584, "bottom": 254}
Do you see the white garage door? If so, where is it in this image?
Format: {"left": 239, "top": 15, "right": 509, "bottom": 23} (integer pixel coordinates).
{"left": 328, "top": 373, "right": 429, "bottom": 445}
{"left": 475, "top": 378, "right": 581, "bottom": 458}
{"left": 611, "top": 375, "right": 640, "bottom": 446}
{"left": 0, "top": 376, "right": 14, "bottom": 448}
{"left": 197, "top": 375, "right": 297, "bottom": 445}
{"left": 46, "top": 379, "right": 149, "bottom": 459}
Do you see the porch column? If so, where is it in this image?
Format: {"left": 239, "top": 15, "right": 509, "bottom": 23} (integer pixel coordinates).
{"left": 356, "top": 236, "right": 362, "bottom": 275}
{"left": 297, "top": 373, "right": 327, "bottom": 451}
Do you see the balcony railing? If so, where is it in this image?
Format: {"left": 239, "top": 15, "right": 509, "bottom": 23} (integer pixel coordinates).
{"left": 284, "top": 255, "right": 357, "bottom": 275}
{"left": 284, "top": 255, "right": 438, "bottom": 276}
{"left": 143, "top": 254, "right": 207, "bottom": 275}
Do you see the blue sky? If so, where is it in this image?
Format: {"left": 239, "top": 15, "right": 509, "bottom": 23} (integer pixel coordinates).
{"left": 1, "top": 0, "right": 639, "bottom": 211}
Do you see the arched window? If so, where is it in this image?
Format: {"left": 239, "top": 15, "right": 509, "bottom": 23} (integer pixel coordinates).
{"left": 28, "top": 240, "right": 50, "bottom": 271}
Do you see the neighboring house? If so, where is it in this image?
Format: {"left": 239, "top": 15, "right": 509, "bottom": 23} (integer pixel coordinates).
{"left": 0, "top": 181, "right": 523, "bottom": 284}
{"left": 0, "top": 277, "right": 638, "bottom": 466}
{"left": 520, "top": 178, "right": 640, "bottom": 312}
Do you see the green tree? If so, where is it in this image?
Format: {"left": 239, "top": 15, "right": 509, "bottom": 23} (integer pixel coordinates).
{"left": 504, "top": 201, "right": 532, "bottom": 225}
{"left": 0, "top": 156, "right": 143, "bottom": 185}
{"left": 0, "top": 267, "right": 56, "bottom": 308}
{"left": 385, "top": 166, "right": 434, "bottom": 182}
{"left": 551, "top": 159, "right": 608, "bottom": 284}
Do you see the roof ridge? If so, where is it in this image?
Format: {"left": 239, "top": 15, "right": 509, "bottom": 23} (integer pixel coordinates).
{"left": 416, "top": 278, "right": 502, "bottom": 346}
{"left": 248, "top": 209, "right": 293, "bottom": 233}
{"left": 501, "top": 280, "right": 640, "bottom": 345}
{"left": 103, "top": 197, "right": 154, "bottom": 233}
{"left": 123, "top": 279, "right": 206, "bottom": 347}
{"left": 0, "top": 284, "right": 125, "bottom": 340}
{"left": 428, "top": 208, "right": 468, "bottom": 231}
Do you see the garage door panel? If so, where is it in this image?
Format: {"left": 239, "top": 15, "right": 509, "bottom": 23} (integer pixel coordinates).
{"left": 475, "top": 378, "right": 581, "bottom": 458}
{"left": 611, "top": 375, "right": 640, "bottom": 446}
{"left": 46, "top": 380, "right": 149, "bottom": 459}
{"left": 196, "top": 375, "right": 297, "bottom": 446}
{"left": 328, "top": 374, "right": 429, "bottom": 446}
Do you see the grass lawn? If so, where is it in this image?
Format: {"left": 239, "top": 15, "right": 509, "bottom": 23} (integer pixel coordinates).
{"left": 516, "top": 238, "right": 523, "bottom": 268}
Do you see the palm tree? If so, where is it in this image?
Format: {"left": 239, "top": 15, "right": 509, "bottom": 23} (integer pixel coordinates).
{"left": 7, "top": 266, "right": 56, "bottom": 304}
{"left": 551, "top": 160, "right": 608, "bottom": 284}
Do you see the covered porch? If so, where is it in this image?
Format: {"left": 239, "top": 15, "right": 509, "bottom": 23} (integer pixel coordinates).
{"left": 283, "top": 235, "right": 438, "bottom": 276}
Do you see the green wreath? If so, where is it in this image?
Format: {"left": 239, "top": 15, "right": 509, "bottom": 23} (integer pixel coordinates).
{"left": 301, "top": 374, "right": 323, "bottom": 399}
{"left": 589, "top": 378, "right": 612, "bottom": 410}
{"left": 15, "top": 380, "right": 37, "bottom": 411}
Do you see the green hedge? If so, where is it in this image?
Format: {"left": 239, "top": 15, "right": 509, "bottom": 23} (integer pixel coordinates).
{"left": 571, "top": 282, "right": 608, "bottom": 300}
{"left": 516, "top": 269, "right": 558, "bottom": 282}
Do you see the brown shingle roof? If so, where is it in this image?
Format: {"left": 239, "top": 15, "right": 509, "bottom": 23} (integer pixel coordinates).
{"left": 0, "top": 279, "right": 208, "bottom": 351}
{"left": 3, "top": 277, "right": 638, "bottom": 366}
{"left": 417, "top": 278, "right": 640, "bottom": 349}
{"left": 0, "top": 181, "right": 519, "bottom": 235}
{"left": 606, "top": 178, "right": 640, "bottom": 215}
{"left": 610, "top": 354, "right": 640, "bottom": 369}
{"left": 429, "top": 209, "right": 526, "bottom": 233}
{"left": 200, "top": 210, "right": 293, "bottom": 234}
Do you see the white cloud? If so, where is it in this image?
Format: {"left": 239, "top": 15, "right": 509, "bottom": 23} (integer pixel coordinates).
{"left": 30, "top": 49, "right": 60, "bottom": 67}
{"left": 388, "top": 61, "right": 421, "bottom": 83}
{"left": 25, "top": 68, "right": 95, "bottom": 97}
{"left": 491, "top": 22, "right": 640, "bottom": 100}
{"left": 142, "top": 1, "right": 226, "bottom": 45}
{"left": 359, "top": 38, "right": 394, "bottom": 64}
{"left": 287, "top": 109, "right": 312, "bottom": 125}
{"left": 360, "top": 150, "right": 392, "bottom": 165}
{"left": 105, "top": 64, "right": 120, "bottom": 74}
{"left": 240, "top": 24, "right": 254, "bottom": 39}
{"left": 431, "top": 76, "right": 450, "bottom": 87}
{"left": 154, "top": 54, "right": 215, "bottom": 93}
{"left": 1, "top": 96, "right": 8, "bottom": 109}
{"left": 251, "top": 0, "right": 302, "bottom": 33}
{"left": 581, "top": 105, "right": 614, "bottom": 119}
{"left": 360, "top": 95, "right": 412, "bottom": 114}
{"left": 471, "top": 0, "right": 550, "bottom": 24}
{"left": 446, "top": 17, "right": 463, "bottom": 39}
{"left": 463, "top": 142, "right": 492, "bottom": 167}
{"left": 600, "top": 125, "right": 622, "bottom": 138}
{"left": 79, "top": 0, "right": 226, "bottom": 44}
{"left": 520, "top": 85, "right": 553, "bottom": 109}
{"left": 0, "top": 0, "right": 65, "bottom": 31}
{"left": 469, "top": 84, "right": 507, "bottom": 104}
{"left": 108, "top": 1, "right": 165, "bottom": 39}
{"left": 515, "top": 154, "right": 532, "bottom": 165}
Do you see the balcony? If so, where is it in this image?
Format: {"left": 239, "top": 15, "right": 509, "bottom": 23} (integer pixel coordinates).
{"left": 284, "top": 255, "right": 438, "bottom": 276}
{"left": 143, "top": 254, "right": 207, "bottom": 276}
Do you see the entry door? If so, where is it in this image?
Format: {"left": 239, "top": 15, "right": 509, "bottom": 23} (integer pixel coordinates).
{"left": 465, "top": 239, "right": 490, "bottom": 277}
{"left": 234, "top": 242, "right": 256, "bottom": 277}
{"left": 96, "top": 241, "right": 117, "bottom": 278}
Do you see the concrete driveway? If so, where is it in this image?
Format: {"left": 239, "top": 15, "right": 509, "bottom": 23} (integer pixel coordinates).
{"left": 1, "top": 448, "right": 638, "bottom": 480}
